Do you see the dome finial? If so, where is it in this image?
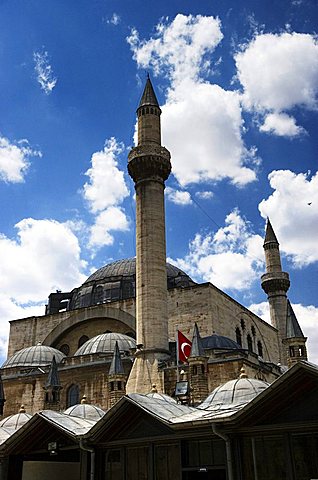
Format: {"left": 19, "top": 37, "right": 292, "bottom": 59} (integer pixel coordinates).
{"left": 239, "top": 367, "right": 248, "bottom": 379}
{"left": 151, "top": 384, "right": 158, "bottom": 393}
{"left": 19, "top": 404, "right": 26, "bottom": 413}
{"left": 81, "top": 395, "right": 87, "bottom": 404}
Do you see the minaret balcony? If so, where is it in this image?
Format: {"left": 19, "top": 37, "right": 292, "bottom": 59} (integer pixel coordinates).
{"left": 261, "top": 271, "right": 290, "bottom": 294}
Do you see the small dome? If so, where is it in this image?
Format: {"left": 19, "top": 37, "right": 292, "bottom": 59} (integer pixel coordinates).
{"left": 0, "top": 406, "right": 32, "bottom": 430}
{"left": 2, "top": 344, "right": 65, "bottom": 368}
{"left": 200, "top": 370, "right": 269, "bottom": 411}
{"left": 74, "top": 332, "right": 136, "bottom": 356}
{"left": 64, "top": 403, "right": 105, "bottom": 421}
{"left": 202, "top": 334, "right": 241, "bottom": 350}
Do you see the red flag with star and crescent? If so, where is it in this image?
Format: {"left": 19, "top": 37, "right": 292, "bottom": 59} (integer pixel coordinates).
{"left": 178, "top": 330, "right": 192, "bottom": 363}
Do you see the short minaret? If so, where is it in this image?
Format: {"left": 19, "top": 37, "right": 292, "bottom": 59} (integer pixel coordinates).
{"left": 283, "top": 301, "right": 308, "bottom": 368}
{"left": 43, "top": 356, "right": 62, "bottom": 410}
{"left": 261, "top": 219, "right": 290, "bottom": 364}
{"left": 0, "top": 372, "right": 5, "bottom": 416}
{"left": 108, "top": 341, "right": 126, "bottom": 407}
{"left": 126, "top": 76, "right": 171, "bottom": 394}
{"left": 188, "top": 323, "right": 209, "bottom": 405}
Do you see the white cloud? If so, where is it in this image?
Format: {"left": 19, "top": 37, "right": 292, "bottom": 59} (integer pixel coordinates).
{"left": 235, "top": 32, "right": 318, "bottom": 135}
{"left": 89, "top": 207, "right": 129, "bottom": 248}
{"left": 83, "top": 137, "right": 130, "bottom": 249}
{"left": 249, "top": 301, "right": 318, "bottom": 365}
{"left": 128, "top": 14, "right": 223, "bottom": 86}
{"left": 260, "top": 112, "right": 305, "bottom": 137}
{"left": 169, "top": 209, "right": 263, "bottom": 291}
{"left": 162, "top": 82, "right": 257, "bottom": 186}
{"left": 83, "top": 137, "right": 129, "bottom": 213}
{"left": 195, "top": 191, "right": 214, "bottom": 200}
{"left": 33, "top": 50, "right": 57, "bottom": 94}
{"left": 105, "top": 13, "right": 121, "bottom": 25}
{"left": 0, "top": 218, "right": 86, "bottom": 304}
{"left": 0, "top": 136, "right": 41, "bottom": 183}
{"left": 259, "top": 170, "right": 318, "bottom": 266}
{"left": 128, "top": 14, "right": 258, "bottom": 187}
{"left": 165, "top": 187, "right": 192, "bottom": 205}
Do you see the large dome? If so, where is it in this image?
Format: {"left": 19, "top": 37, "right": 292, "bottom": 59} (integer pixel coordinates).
{"left": 2, "top": 344, "right": 66, "bottom": 369}
{"left": 199, "top": 369, "right": 269, "bottom": 411}
{"left": 202, "top": 334, "right": 241, "bottom": 350}
{"left": 67, "top": 257, "right": 195, "bottom": 310}
{"left": 74, "top": 332, "right": 136, "bottom": 356}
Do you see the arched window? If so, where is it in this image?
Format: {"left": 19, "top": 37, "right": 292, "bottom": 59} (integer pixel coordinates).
{"left": 251, "top": 326, "right": 256, "bottom": 336}
{"left": 247, "top": 334, "right": 253, "bottom": 353}
{"left": 257, "top": 341, "right": 263, "bottom": 358}
{"left": 59, "top": 343, "right": 70, "bottom": 356}
{"left": 240, "top": 319, "right": 245, "bottom": 330}
{"left": 78, "top": 335, "right": 89, "bottom": 348}
{"left": 236, "top": 327, "right": 242, "bottom": 346}
{"left": 67, "top": 385, "right": 79, "bottom": 407}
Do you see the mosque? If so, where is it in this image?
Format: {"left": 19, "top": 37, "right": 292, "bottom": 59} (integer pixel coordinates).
{"left": 0, "top": 78, "right": 316, "bottom": 480}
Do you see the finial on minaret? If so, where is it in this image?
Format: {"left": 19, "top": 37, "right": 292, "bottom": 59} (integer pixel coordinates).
{"left": 189, "top": 323, "right": 205, "bottom": 358}
{"left": 109, "top": 341, "right": 124, "bottom": 375}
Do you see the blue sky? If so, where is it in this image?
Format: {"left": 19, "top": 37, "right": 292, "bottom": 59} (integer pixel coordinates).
{"left": 0, "top": 0, "right": 317, "bottom": 363}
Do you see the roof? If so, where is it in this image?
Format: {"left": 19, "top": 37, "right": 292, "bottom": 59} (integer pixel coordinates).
{"left": 64, "top": 403, "right": 105, "bottom": 421}
{"left": 138, "top": 76, "right": 159, "bottom": 108}
{"left": 45, "top": 355, "right": 61, "bottom": 388}
{"left": 286, "top": 300, "right": 305, "bottom": 338}
{"left": 74, "top": 332, "right": 136, "bottom": 356}
{"left": 2, "top": 344, "right": 65, "bottom": 369}
{"left": 264, "top": 218, "right": 279, "bottom": 245}
{"left": 109, "top": 341, "right": 124, "bottom": 375}
{"left": 190, "top": 323, "right": 205, "bottom": 357}
{"left": 202, "top": 334, "right": 241, "bottom": 350}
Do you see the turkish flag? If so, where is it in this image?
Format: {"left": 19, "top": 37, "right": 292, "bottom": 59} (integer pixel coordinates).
{"left": 178, "top": 330, "right": 192, "bottom": 363}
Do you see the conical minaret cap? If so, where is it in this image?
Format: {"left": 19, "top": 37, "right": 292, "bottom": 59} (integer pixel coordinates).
{"left": 190, "top": 323, "right": 205, "bottom": 357}
{"left": 264, "top": 218, "right": 279, "bottom": 246}
{"left": 45, "top": 355, "right": 61, "bottom": 389}
{"left": 286, "top": 300, "right": 305, "bottom": 338}
{"left": 109, "top": 341, "right": 125, "bottom": 375}
{"left": 138, "top": 75, "right": 159, "bottom": 108}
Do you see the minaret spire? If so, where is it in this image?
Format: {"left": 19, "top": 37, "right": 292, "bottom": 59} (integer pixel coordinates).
{"left": 261, "top": 219, "right": 290, "bottom": 364}
{"left": 126, "top": 77, "right": 171, "bottom": 394}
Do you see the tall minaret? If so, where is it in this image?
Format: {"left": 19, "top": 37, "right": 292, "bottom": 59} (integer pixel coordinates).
{"left": 126, "top": 76, "right": 171, "bottom": 394}
{"left": 261, "top": 219, "right": 290, "bottom": 364}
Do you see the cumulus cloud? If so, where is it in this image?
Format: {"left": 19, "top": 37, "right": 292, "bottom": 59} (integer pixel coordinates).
{"left": 89, "top": 207, "right": 129, "bottom": 248}
{"left": 249, "top": 301, "right": 318, "bottom": 365}
{"left": 0, "top": 218, "right": 86, "bottom": 303}
{"left": 128, "top": 14, "right": 258, "bottom": 187}
{"left": 165, "top": 187, "right": 192, "bottom": 205}
{"left": 169, "top": 209, "right": 263, "bottom": 291}
{"left": 235, "top": 32, "right": 318, "bottom": 135}
{"left": 195, "top": 191, "right": 214, "bottom": 200}
{"left": 33, "top": 50, "right": 57, "bottom": 94}
{"left": 260, "top": 112, "right": 305, "bottom": 137}
{"left": 0, "top": 136, "right": 41, "bottom": 183}
{"left": 83, "top": 137, "right": 129, "bottom": 213}
{"left": 259, "top": 170, "right": 318, "bottom": 266}
{"left": 83, "top": 137, "right": 130, "bottom": 249}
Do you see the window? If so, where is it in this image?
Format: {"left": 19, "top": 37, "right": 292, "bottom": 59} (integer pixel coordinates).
{"left": 257, "top": 341, "right": 263, "bottom": 357}
{"left": 67, "top": 384, "right": 79, "bottom": 407}
{"left": 236, "top": 327, "right": 242, "bottom": 346}
{"left": 289, "top": 346, "right": 295, "bottom": 357}
{"left": 247, "top": 334, "right": 253, "bottom": 353}
{"left": 78, "top": 335, "right": 89, "bottom": 348}
{"left": 241, "top": 319, "right": 246, "bottom": 330}
{"left": 59, "top": 343, "right": 70, "bottom": 356}
{"left": 251, "top": 326, "right": 256, "bottom": 336}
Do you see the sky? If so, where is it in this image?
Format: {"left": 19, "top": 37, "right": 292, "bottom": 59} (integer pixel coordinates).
{"left": 0, "top": 0, "right": 317, "bottom": 364}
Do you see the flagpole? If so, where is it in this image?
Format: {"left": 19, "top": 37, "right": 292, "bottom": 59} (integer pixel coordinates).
{"left": 176, "top": 324, "right": 179, "bottom": 382}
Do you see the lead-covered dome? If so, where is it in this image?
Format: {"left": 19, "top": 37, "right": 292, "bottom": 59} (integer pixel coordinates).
{"left": 0, "top": 406, "right": 32, "bottom": 430}
{"left": 74, "top": 332, "right": 136, "bottom": 356}
{"left": 67, "top": 257, "right": 195, "bottom": 311}
{"left": 2, "top": 344, "right": 65, "bottom": 369}
{"left": 199, "top": 369, "right": 269, "bottom": 411}
{"left": 64, "top": 400, "right": 105, "bottom": 421}
{"left": 202, "top": 334, "right": 241, "bottom": 350}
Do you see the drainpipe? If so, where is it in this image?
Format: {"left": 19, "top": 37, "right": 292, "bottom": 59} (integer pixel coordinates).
{"left": 79, "top": 438, "right": 95, "bottom": 480}
{"left": 212, "top": 424, "right": 234, "bottom": 480}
